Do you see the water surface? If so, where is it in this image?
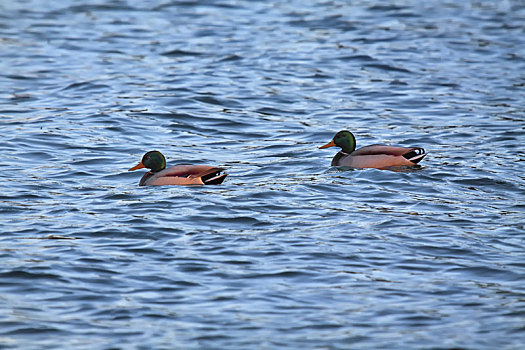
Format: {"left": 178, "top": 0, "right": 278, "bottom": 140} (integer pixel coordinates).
{"left": 1, "top": 1, "right": 524, "bottom": 349}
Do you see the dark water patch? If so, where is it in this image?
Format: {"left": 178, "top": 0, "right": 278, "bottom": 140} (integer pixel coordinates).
{"left": 218, "top": 54, "right": 243, "bottom": 62}
{"left": 0, "top": 270, "right": 64, "bottom": 281}
{"left": 451, "top": 176, "right": 523, "bottom": 194}
{"left": 4, "top": 74, "right": 40, "bottom": 81}
{"left": 288, "top": 16, "right": 357, "bottom": 32}
{"left": 338, "top": 54, "right": 376, "bottom": 62}
{"left": 368, "top": 4, "right": 410, "bottom": 12}
{"left": 61, "top": 81, "right": 110, "bottom": 92}
{"left": 221, "top": 259, "right": 253, "bottom": 266}
{"left": 365, "top": 63, "right": 413, "bottom": 73}
{"left": 161, "top": 49, "right": 204, "bottom": 57}
{"left": 191, "top": 94, "right": 243, "bottom": 108}
{"left": 446, "top": 266, "right": 521, "bottom": 282}
{"left": 4, "top": 326, "right": 63, "bottom": 335}
{"left": 243, "top": 270, "right": 316, "bottom": 279}
{"left": 24, "top": 235, "right": 80, "bottom": 240}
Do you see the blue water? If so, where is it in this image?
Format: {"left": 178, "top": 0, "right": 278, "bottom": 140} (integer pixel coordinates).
{"left": 1, "top": 1, "right": 524, "bottom": 349}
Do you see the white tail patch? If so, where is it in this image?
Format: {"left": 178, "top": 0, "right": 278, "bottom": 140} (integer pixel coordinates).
{"left": 408, "top": 151, "right": 427, "bottom": 164}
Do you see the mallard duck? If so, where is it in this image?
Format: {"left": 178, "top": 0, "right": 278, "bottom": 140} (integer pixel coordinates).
{"left": 320, "top": 130, "right": 427, "bottom": 169}
{"left": 128, "top": 150, "right": 227, "bottom": 186}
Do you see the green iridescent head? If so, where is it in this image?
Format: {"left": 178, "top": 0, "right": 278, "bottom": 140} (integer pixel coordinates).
{"left": 320, "top": 130, "right": 356, "bottom": 153}
{"left": 129, "top": 150, "right": 166, "bottom": 173}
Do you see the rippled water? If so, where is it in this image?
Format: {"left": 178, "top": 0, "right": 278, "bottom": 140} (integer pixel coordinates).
{"left": 1, "top": 1, "right": 524, "bottom": 349}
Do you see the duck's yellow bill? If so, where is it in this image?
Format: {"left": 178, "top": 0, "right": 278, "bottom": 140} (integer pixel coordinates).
{"left": 319, "top": 140, "right": 336, "bottom": 149}
{"left": 128, "top": 162, "right": 145, "bottom": 171}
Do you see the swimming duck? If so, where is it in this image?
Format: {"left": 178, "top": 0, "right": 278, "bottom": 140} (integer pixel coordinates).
{"left": 129, "top": 150, "right": 227, "bottom": 186}
{"left": 320, "top": 130, "right": 427, "bottom": 169}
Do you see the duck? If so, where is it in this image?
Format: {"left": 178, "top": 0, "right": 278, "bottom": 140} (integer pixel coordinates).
{"left": 128, "top": 150, "right": 227, "bottom": 186}
{"left": 319, "top": 130, "right": 427, "bottom": 169}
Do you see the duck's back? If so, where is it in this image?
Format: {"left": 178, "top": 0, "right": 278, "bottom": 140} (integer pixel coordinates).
{"left": 333, "top": 145, "right": 426, "bottom": 168}
{"left": 140, "top": 165, "right": 226, "bottom": 186}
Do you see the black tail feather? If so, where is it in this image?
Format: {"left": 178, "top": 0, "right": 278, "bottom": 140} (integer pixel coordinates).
{"left": 202, "top": 172, "right": 228, "bottom": 185}
{"left": 403, "top": 148, "right": 427, "bottom": 164}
